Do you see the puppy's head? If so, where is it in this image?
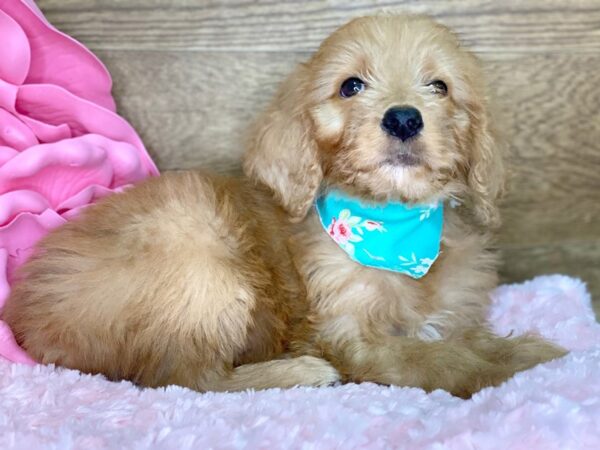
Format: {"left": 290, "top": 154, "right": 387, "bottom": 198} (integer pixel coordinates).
{"left": 244, "top": 15, "right": 503, "bottom": 226}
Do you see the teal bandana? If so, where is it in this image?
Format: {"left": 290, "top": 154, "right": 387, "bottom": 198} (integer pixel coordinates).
{"left": 315, "top": 189, "right": 444, "bottom": 278}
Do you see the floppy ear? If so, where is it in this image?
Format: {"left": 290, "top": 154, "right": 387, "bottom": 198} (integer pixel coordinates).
{"left": 464, "top": 95, "right": 506, "bottom": 228}
{"left": 244, "top": 65, "right": 322, "bottom": 222}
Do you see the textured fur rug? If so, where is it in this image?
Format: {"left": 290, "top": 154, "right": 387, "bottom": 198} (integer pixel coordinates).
{"left": 0, "top": 275, "right": 598, "bottom": 449}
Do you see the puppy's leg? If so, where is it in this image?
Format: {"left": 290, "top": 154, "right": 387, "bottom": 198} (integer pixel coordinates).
{"left": 200, "top": 356, "right": 340, "bottom": 392}
{"left": 450, "top": 327, "right": 567, "bottom": 373}
{"left": 327, "top": 329, "right": 565, "bottom": 398}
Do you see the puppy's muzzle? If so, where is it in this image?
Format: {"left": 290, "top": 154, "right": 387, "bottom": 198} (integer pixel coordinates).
{"left": 381, "top": 106, "right": 424, "bottom": 141}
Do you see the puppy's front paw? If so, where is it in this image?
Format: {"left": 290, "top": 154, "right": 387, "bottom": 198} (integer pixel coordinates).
{"left": 289, "top": 355, "right": 341, "bottom": 387}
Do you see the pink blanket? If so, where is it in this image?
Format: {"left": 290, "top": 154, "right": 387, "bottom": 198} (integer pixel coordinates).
{"left": 0, "top": 0, "right": 159, "bottom": 363}
{"left": 0, "top": 275, "right": 598, "bottom": 449}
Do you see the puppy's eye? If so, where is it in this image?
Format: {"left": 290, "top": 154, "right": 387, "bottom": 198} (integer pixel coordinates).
{"left": 428, "top": 80, "right": 448, "bottom": 96}
{"left": 340, "top": 77, "right": 366, "bottom": 98}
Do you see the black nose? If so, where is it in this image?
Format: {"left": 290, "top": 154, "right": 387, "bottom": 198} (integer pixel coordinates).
{"left": 381, "top": 106, "right": 424, "bottom": 141}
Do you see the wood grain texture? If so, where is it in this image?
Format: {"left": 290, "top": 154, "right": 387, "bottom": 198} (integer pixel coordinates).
{"left": 37, "top": 0, "right": 600, "bottom": 53}
{"left": 97, "top": 50, "right": 600, "bottom": 245}
{"left": 36, "top": 0, "right": 600, "bottom": 307}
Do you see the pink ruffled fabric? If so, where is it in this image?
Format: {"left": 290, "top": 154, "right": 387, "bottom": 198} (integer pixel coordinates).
{"left": 0, "top": 0, "right": 159, "bottom": 364}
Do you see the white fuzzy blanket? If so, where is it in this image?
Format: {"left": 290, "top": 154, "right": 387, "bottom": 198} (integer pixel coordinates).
{"left": 1, "top": 275, "right": 598, "bottom": 449}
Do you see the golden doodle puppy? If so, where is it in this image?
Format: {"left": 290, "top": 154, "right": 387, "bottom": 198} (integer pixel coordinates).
{"left": 4, "top": 15, "right": 565, "bottom": 398}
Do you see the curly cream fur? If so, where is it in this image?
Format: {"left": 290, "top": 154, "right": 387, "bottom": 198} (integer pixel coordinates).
{"left": 3, "top": 15, "right": 563, "bottom": 398}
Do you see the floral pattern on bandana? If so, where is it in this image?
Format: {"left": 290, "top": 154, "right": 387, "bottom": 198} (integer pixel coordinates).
{"left": 327, "top": 209, "right": 386, "bottom": 256}
{"left": 316, "top": 190, "right": 444, "bottom": 278}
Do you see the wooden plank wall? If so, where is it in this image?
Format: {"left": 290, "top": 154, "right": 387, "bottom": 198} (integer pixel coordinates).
{"left": 37, "top": 0, "right": 600, "bottom": 313}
